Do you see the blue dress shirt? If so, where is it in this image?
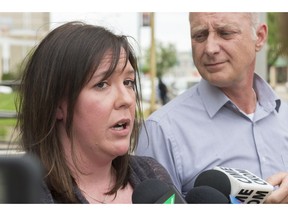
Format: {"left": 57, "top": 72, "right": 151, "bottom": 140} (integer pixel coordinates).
{"left": 135, "top": 74, "right": 288, "bottom": 196}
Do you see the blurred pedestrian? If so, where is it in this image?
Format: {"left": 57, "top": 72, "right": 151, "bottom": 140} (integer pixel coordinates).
{"left": 158, "top": 77, "right": 168, "bottom": 105}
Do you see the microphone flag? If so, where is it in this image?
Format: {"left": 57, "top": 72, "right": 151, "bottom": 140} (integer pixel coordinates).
{"left": 214, "top": 166, "right": 274, "bottom": 204}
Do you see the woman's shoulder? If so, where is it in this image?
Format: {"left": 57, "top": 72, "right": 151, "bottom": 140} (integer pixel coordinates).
{"left": 129, "top": 155, "right": 173, "bottom": 185}
{"left": 130, "top": 155, "right": 159, "bottom": 165}
{"left": 130, "top": 155, "right": 166, "bottom": 171}
{"left": 38, "top": 181, "right": 55, "bottom": 203}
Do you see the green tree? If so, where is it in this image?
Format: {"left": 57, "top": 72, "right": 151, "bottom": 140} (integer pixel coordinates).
{"left": 267, "top": 12, "right": 281, "bottom": 69}
{"left": 278, "top": 13, "right": 288, "bottom": 56}
{"left": 267, "top": 12, "right": 288, "bottom": 69}
{"left": 141, "top": 41, "right": 178, "bottom": 78}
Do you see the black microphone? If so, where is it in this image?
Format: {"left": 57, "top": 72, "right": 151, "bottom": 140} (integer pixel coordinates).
{"left": 0, "top": 154, "right": 43, "bottom": 203}
{"left": 194, "top": 169, "right": 242, "bottom": 204}
{"left": 194, "top": 169, "right": 231, "bottom": 199}
{"left": 132, "top": 179, "right": 186, "bottom": 204}
{"left": 185, "top": 186, "right": 229, "bottom": 204}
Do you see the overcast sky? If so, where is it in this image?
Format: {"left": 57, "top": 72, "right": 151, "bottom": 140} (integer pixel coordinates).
{"left": 3, "top": 0, "right": 285, "bottom": 53}
{"left": 3, "top": 0, "right": 286, "bottom": 12}
{"left": 2, "top": 1, "right": 286, "bottom": 53}
{"left": 50, "top": 12, "right": 191, "bottom": 52}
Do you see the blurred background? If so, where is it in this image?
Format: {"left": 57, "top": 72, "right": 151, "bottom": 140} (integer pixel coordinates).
{"left": 1, "top": 12, "right": 288, "bottom": 148}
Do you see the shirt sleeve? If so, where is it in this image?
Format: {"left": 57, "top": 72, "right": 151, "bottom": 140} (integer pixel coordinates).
{"left": 135, "top": 119, "right": 183, "bottom": 194}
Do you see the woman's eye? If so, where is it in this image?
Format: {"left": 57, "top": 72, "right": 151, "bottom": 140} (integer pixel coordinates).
{"left": 95, "top": 81, "right": 108, "bottom": 89}
{"left": 124, "top": 80, "right": 135, "bottom": 88}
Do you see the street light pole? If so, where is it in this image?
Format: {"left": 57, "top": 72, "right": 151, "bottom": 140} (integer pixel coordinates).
{"left": 149, "top": 12, "right": 157, "bottom": 114}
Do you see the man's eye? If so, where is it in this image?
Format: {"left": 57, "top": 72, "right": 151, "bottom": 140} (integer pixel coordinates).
{"left": 192, "top": 32, "right": 208, "bottom": 42}
{"left": 219, "top": 31, "right": 236, "bottom": 39}
{"left": 95, "top": 81, "right": 108, "bottom": 89}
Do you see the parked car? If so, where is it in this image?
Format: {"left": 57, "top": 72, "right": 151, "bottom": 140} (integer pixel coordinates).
{"left": 0, "top": 85, "right": 13, "bottom": 94}
{"left": 171, "top": 76, "right": 201, "bottom": 96}
{"left": 140, "top": 76, "right": 159, "bottom": 103}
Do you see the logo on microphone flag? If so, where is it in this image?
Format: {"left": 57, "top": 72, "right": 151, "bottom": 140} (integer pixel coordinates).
{"left": 229, "top": 195, "right": 243, "bottom": 204}
{"left": 164, "top": 194, "right": 175, "bottom": 204}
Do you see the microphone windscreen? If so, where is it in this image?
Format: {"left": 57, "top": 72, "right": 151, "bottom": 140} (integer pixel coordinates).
{"left": 185, "top": 186, "right": 229, "bottom": 204}
{"left": 132, "top": 179, "right": 170, "bottom": 203}
{"left": 194, "top": 169, "right": 231, "bottom": 198}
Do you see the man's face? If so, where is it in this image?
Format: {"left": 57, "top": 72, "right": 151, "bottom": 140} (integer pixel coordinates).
{"left": 189, "top": 13, "right": 260, "bottom": 88}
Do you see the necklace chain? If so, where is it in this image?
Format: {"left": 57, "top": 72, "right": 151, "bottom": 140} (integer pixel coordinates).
{"left": 81, "top": 190, "right": 108, "bottom": 204}
{"left": 80, "top": 169, "right": 114, "bottom": 204}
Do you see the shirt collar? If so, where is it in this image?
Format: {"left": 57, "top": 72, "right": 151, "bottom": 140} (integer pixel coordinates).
{"left": 253, "top": 74, "right": 281, "bottom": 112}
{"left": 198, "top": 73, "right": 281, "bottom": 118}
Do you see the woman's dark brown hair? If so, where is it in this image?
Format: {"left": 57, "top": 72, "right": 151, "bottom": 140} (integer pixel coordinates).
{"left": 16, "top": 21, "right": 143, "bottom": 202}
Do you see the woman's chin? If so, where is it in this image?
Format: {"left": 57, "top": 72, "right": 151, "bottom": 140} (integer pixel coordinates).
{"left": 113, "top": 143, "right": 130, "bottom": 156}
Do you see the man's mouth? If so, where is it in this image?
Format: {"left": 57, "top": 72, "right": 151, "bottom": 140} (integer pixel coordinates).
{"left": 205, "top": 62, "right": 224, "bottom": 67}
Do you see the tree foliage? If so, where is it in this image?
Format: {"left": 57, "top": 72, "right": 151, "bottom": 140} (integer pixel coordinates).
{"left": 278, "top": 13, "right": 288, "bottom": 56}
{"left": 267, "top": 12, "right": 288, "bottom": 68}
{"left": 141, "top": 41, "right": 178, "bottom": 78}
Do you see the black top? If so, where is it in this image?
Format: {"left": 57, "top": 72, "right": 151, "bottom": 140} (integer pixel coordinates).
{"left": 40, "top": 155, "right": 173, "bottom": 203}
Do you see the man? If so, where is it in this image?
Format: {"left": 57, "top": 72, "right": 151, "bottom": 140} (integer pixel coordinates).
{"left": 135, "top": 13, "right": 288, "bottom": 203}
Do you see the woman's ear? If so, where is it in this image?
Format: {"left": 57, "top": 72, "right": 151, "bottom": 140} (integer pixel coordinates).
{"left": 255, "top": 23, "right": 268, "bottom": 52}
{"left": 56, "top": 101, "right": 66, "bottom": 120}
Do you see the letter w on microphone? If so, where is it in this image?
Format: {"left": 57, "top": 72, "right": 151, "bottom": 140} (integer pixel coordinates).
{"left": 214, "top": 167, "right": 274, "bottom": 204}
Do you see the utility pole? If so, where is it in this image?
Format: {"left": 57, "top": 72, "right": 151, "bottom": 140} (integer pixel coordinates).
{"left": 149, "top": 12, "right": 157, "bottom": 114}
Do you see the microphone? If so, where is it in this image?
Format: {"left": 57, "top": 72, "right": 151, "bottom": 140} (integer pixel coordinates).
{"left": 194, "top": 166, "right": 274, "bottom": 204}
{"left": 132, "top": 179, "right": 186, "bottom": 204}
{"left": 185, "top": 186, "right": 229, "bottom": 204}
{"left": 194, "top": 169, "right": 231, "bottom": 199}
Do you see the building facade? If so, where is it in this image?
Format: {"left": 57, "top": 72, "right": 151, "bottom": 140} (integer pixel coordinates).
{"left": 0, "top": 12, "right": 50, "bottom": 80}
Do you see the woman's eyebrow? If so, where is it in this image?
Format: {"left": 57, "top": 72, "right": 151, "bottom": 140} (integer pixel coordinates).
{"left": 90, "top": 69, "right": 108, "bottom": 82}
{"left": 124, "top": 69, "right": 136, "bottom": 76}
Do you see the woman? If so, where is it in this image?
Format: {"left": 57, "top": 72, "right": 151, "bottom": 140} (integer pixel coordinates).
{"left": 16, "top": 21, "right": 172, "bottom": 203}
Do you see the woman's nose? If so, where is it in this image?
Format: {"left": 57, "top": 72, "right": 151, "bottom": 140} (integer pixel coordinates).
{"left": 114, "top": 85, "right": 135, "bottom": 109}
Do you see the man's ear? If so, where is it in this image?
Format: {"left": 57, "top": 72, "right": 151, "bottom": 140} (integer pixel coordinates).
{"left": 255, "top": 23, "right": 268, "bottom": 52}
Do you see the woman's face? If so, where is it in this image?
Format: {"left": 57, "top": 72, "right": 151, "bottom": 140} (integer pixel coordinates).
{"left": 59, "top": 50, "right": 136, "bottom": 164}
